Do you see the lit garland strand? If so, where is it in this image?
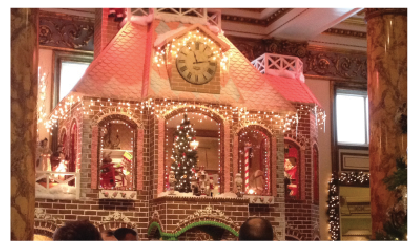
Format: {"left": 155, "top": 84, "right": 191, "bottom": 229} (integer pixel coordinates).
{"left": 339, "top": 171, "right": 370, "bottom": 184}
{"left": 45, "top": 95, "right": 325, "bottom": 138}
{"left": 327, "top": 174, "right": 340, "bottom": 240}
{"left": 263, "top": 136, "right": 270, "bottom": 193}
{"left": 37, "top": 67, "right": 49, "bottom": 127}
{"left": 327, "top": 171, "right": 370, "bottom": 240}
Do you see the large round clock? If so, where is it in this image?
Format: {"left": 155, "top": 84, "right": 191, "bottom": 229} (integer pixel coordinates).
{"left": 176, "top": 41, "right": 217, "bottom": 85}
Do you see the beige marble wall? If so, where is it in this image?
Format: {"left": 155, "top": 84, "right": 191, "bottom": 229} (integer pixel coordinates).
{"left": 365, "top": 8, "right": 407, "bottom": 238}
{"left": 11, "top": 8, "right": 38, "bottom": 240}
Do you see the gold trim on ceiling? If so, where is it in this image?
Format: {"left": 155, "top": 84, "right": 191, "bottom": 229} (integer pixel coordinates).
{"left": 221, "top": 8, "right": 293, "bottom": 27}
{"left": 322, "top": 28, "right": 366, "bottom": 39}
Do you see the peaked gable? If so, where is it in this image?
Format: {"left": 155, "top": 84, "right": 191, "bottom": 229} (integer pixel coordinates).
{"left": 145, "top": 20, "right": 296, "bottom": 113}
{"left": 153, "top": 23, "right": 230, "bottom": 52}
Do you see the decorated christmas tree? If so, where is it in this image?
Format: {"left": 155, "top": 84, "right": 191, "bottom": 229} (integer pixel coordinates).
{"left": 170, "top": 114, "right": 198, "bottom": 193}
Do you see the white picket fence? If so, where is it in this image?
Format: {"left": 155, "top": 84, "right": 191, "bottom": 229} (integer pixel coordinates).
{"left": 35, "top": 171, "right": 80, "bottom": 199}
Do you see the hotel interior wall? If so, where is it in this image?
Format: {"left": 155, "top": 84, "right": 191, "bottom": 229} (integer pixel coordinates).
{"left": 304, "top": 79, "right": 332, "bottom": 241}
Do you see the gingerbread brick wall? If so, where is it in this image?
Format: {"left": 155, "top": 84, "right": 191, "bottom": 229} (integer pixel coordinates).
{"left": 170, "top": 63, "right": 221, "bottom": 94}
{"left": 36, "top": 99, "right": 317, "bottom": 241}
{"left": 284, "top": 103, "right": 319, "bottom": 240}
{"left": 34, "top": 194, "right": 150, "bottom": 239}
{"left": 94, "top": 8, "right": 120, "bottom": 59}
{"left": 151, "top": 197, "right": 249, "bottom": 233}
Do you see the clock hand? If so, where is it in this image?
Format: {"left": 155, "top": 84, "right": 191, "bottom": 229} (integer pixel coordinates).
{"left": 193, "top": 61, "right": 209, "bottom": 64}
{"left": 193, "top": 52, "right": 198, "bottom": 63}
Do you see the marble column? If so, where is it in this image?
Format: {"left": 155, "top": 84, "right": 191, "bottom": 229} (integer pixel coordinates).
{"left": 11, "top": 8, "right": 38, "bottom": 240}
{"left": 365, "top": 8, "right": 407, "bottom": 239}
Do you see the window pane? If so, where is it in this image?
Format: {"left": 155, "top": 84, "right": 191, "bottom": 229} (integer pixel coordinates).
{"left": 336, "top": 94, "right": 366, "bottom": 144}
{"left": 60, "top": 62, "right": 89, "bottom": 101}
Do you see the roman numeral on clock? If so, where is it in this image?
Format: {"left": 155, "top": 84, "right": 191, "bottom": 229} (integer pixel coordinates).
{"left": 178, "top": 60, "right": 186, "bottom": 63}
{"left": 203, "top": 74, "right": 207, "bottom": 81}
{"left": 209, "top": 62, "right": 216, "bottom": 66}
{"left": 187, "top": 72, "right": 192, "bottom": 80}
{"left": 180, "top": 51, "right": 187, "bottom": 55}
{"left": 195, "top": 75, "right": 199, "bottom": 82}
{"left": 195, "top": 42, "right": 200, "bottom": 50}
{"left": 207, "top": 68, "right": 214, "bottom": 75}
{"left": 208, "top": 54, "right": 214, "bottom": 59}
{"left": 180, "top": 66, "right": 187, "bottom": 72}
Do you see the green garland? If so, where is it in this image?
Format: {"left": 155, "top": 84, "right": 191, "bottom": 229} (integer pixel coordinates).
{"left": 375, "top": 157, "right": 407, "bottom": 240}
{"left": 148, "top": 220, "right": 239, "bottom": 240}
{"left": 382, "top": 157, "right": 407, "bottom": 192}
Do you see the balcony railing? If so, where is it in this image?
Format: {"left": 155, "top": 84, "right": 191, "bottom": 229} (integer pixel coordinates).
{"left": 35, "top": 171, "right": 80, "bottom": 200}
{"left": 252, "top": 53, "right": 305, "bottom": 82}
{"left": 125, "top": 8, "right": 221, "bottom": 30}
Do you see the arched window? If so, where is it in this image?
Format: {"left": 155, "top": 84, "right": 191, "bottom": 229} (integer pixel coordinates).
{"left": 97, "top": 116, "right": 137, "bottom": 191}
{"left": 284, "top": 140, "right": 300, "bottom": 199}
{"left": 165, "top": 112, "right": 222, "bottom": 194}
{"left": 237, "top": 127, "right": 271, "bottom": 195}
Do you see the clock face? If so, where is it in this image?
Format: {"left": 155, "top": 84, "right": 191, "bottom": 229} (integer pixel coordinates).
{"left": 176, "top": 41, "right": 217, "bottom": 85}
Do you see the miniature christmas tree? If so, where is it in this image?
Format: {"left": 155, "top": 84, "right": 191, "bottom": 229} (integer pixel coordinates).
{"left": 170, "top": 113, "right": 198, "bottom": 193}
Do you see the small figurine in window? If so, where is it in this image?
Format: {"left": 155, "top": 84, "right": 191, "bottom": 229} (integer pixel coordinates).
{"left": 168, "top": 171, "right": 177, "bottom": 195}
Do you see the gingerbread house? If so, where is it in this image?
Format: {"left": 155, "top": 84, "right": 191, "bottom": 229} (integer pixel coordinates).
{"left": 35, "top": 8, "right": 323, "bottom": 241}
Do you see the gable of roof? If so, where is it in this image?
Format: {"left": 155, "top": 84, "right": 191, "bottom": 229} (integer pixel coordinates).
{"left": 146, "top": 20, "right": 296, "bottom": 113}
{"left": 153, "top": 23, "right": 230, "bottom": 52}
{"left": 70, "top": 22, "right": 148, "bottom": 101}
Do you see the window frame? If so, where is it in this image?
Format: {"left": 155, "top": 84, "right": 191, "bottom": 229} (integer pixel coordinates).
{"left": 97, "top": 117, "right": 138, "bottom": 191}
{"left": 50, "top": 50, "right": 93, "bottom": 152}
{"left": 335, "top": 88, "right": 369, "bottom": 146}
{"left": 52, "top": 50, "right": 93, "bottom": 109}
{"left": 237, "top": 127, "right": 273, "bottom": 196}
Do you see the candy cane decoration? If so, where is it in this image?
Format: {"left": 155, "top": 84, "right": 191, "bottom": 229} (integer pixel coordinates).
{"left": 244, "top": 147, "right": 250, "bottom": 192}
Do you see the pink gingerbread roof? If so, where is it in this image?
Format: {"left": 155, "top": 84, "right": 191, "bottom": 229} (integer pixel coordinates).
{"left": 70, "top": 22, "right": 148, "bottom": 100}
{"left": 263, "top": 74, "right": 321, "bottom": 107}
{"left": 66, "top": 19, "right": 319, "bottom": 112}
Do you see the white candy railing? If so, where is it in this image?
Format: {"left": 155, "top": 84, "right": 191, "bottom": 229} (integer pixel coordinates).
{"left": 154, "top": 8, "right": 207, "bottom": 20}
{"left": 35, "top": 171, "right": 80, "bottom": 199}
{"left": 252, "top": 53, "right": 305, "bottom": 82}
{"left": 207, "top": 9, "right": 221, "bottom": 30}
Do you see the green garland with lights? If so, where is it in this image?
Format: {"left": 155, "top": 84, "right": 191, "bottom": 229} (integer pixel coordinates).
{"left": 327, "top": 171, "right": 370, "bottom": 240}
{"left": 148, "top": 221, "right": 239, "bottom": 240}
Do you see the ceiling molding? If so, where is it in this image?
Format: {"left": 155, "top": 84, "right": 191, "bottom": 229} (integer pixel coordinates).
{"left": 39, "top": 9, "right": 95, "bottom": 22}
{"left": 341, "top": 17, "right": 366, "bottom": 26}
{"left": 39, "top": 8, "right": 95, "bottom": 19}
{"left": 221, "top": 8, "right": 293, "bottom": 27}
{"left": 322, "top": 28, "right": 366, "bottom": 39}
